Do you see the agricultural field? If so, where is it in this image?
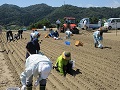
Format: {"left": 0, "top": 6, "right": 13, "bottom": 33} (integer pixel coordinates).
{"left": 0, "top": 29, "right": 120, "bottom": 90}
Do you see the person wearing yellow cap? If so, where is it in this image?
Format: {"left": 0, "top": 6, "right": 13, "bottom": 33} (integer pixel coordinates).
{"left": 53, "top": 51, "right": 73, "bottom": 76}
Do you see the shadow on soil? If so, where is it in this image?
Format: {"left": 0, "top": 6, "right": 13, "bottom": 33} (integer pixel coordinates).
{"left": 64, "top": 69, "right": 82, "bottom": 77}
{"left": 103, "top": 46, "right": 112, "bottom": 49}
{"left": 72, "top": 69, "right": 82, "bottom": 77}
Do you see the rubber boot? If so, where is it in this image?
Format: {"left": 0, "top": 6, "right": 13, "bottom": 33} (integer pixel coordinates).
{"left": 40, "top": 86, "right": 46, "bottom": 90}
{"left": 26, "top": 86, "right": 32, "bottom": 90}
{"left": 66, "top": 62, "right": 73, "bottom": 75}
{"left": 94, "top": 43, "right": 97, "bottom": 48}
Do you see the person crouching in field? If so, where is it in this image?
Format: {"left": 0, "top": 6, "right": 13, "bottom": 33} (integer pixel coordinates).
{"left": 13, "top": 33, "right": 19, "bottom": 41}
{"left": 53, "top": 51, "right": 74, "bottom": 76}
{"left": 18, "top": 29, "right": 23, "bottom": 39}
{"left": 93, "top": 27, "right": 104, "bottom": 49}
{"left": 20, "top": 54, "right": 52, "bottom": 90}
{"left": 6, "top": 29, "right": 14, "bottom": 42}
{"left": 52, "top": 30, "right": 60, "bottom": 40}
{"left": 65, "top": 29, "right": 73, "bottom": 39}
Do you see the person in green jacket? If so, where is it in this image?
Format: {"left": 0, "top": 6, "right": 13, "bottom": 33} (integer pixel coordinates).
{"left": 53, "top": 51, "right": 73, "bottom": 76}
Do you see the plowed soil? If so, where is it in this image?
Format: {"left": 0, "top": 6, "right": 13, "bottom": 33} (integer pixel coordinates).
{"left": 0, "top": 29, "right": 120, "bottom": 90}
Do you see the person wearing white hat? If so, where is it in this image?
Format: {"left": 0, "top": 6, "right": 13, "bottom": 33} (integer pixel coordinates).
{"left": 20, "top": 54, "right": 52, "bottom": 90}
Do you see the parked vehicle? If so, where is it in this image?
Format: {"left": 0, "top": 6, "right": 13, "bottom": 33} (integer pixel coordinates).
{"left": 60, "top": 17, "right": 79, "bottom": 34}
{"left": 104, "top": 18, "right": 120, "bottom": 30}
{"left": 78, "top": 18, "right": 101, "bottom": 30}
{"left": 19, "top": 27, "right": 27, "bottom": 31}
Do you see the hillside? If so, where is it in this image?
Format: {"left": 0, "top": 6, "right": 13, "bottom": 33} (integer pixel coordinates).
{"left": 0, "top": 4, "right": 120, "bottom": 26}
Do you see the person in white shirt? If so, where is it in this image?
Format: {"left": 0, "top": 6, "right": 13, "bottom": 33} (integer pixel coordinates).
{"left": 30, "top": 32, "right": 36, "bottom": 41}
{"left": 20, "top": 53, "right": 52, "bottom": 90}
{"left": 83, "top": 20, "right": 88, "bottom": 30}
{"left": 43, "top": 26, "right": 46, "bottom": 31}
{"left": 65, "top": 29, "right": 72, "bottom": 39}
{"left": 30, "top": 30, "right": 40, "bottom": 41}
{"left": 56, "top": 19, "right": 61, "bottom": 30}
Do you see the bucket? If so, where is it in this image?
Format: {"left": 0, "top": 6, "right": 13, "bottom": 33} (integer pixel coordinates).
{"left": 6, "top": 87, "right": 20, "bottom": 90}
{"left": 65, "top": 41, "right": 70, "bottom": 45}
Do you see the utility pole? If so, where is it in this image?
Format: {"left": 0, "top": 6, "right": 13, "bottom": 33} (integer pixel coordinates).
{"left": 115, "top": 20, "right": 117, "bottom": 36}
{"left": 64, "top": 1, "right": 65, "bottom": 5}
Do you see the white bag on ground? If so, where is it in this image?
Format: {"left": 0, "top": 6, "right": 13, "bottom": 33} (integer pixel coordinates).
{"left": 72, "top": 60, "right": 75, "bottom": 68}
{"left": 69, "top": 60, "right": 75, "bottom": 68}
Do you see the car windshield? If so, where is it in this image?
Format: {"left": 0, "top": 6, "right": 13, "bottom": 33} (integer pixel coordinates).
{"left": 107, "top": 19, "right": 111, "bottom": 23}
{"left": 67, "top": 19, "right": 75, "bottom": 24}
{"left": 80, "top": 20, "right": 83, "bottom": 23}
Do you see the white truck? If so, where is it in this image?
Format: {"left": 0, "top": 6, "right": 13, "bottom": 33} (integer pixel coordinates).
{"left": 78, "top": 18, "right": 101, "bottom": 30}
{"left": 104, "top": 18, "right": 120, "bottom": 30}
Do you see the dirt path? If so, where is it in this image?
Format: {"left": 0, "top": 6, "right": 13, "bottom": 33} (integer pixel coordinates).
{"left": 0, "top": 29, "right": 120, "bottom": 90}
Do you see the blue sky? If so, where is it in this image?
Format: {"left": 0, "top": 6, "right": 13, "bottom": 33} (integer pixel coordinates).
{"left": 0, "top": 0, "right": 120, "bottom": 8}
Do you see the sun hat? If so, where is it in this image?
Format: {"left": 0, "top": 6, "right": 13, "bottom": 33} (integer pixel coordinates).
{"left": 62, "top": 51, "right": 71, "bottom": 60}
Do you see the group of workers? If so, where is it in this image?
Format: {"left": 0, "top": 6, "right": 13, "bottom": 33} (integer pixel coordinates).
{"left": 48, "top": 28, "right": 73, "bottom": 40}
{"left": 20, "top": 24, "right": 104, "bottom": 89}
{"left": 48, "top": 19, "right": 73, "bottom": 40}
{"left": 20, "top": 29, "right": 74, "bottom": 90}
{"left": 5, "top": 24, "right": 104, "bottom": 90}
{"left": 20, "top": 51, "right": 73, "bottom": 90}
{"left": 6, "top": 29, "right": 23, "bottom": 42}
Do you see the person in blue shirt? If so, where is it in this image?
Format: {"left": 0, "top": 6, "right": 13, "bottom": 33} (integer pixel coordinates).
{"left": 48, "top": 29, "right": 54, "bottom": 37}
{"left": 32, "top": 38, "right": 40, "bottom": 53}
{"left": 52, "top": 30, "right": 59, "bottom": 38}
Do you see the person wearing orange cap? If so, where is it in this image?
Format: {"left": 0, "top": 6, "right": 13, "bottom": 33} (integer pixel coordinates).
{"left": 53, "top": 51, "right": 73, "bottom": 76}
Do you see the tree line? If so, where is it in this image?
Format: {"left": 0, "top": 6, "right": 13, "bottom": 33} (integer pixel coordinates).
{"left": 0, "top": 3, "right": 120, "bottom": 29}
